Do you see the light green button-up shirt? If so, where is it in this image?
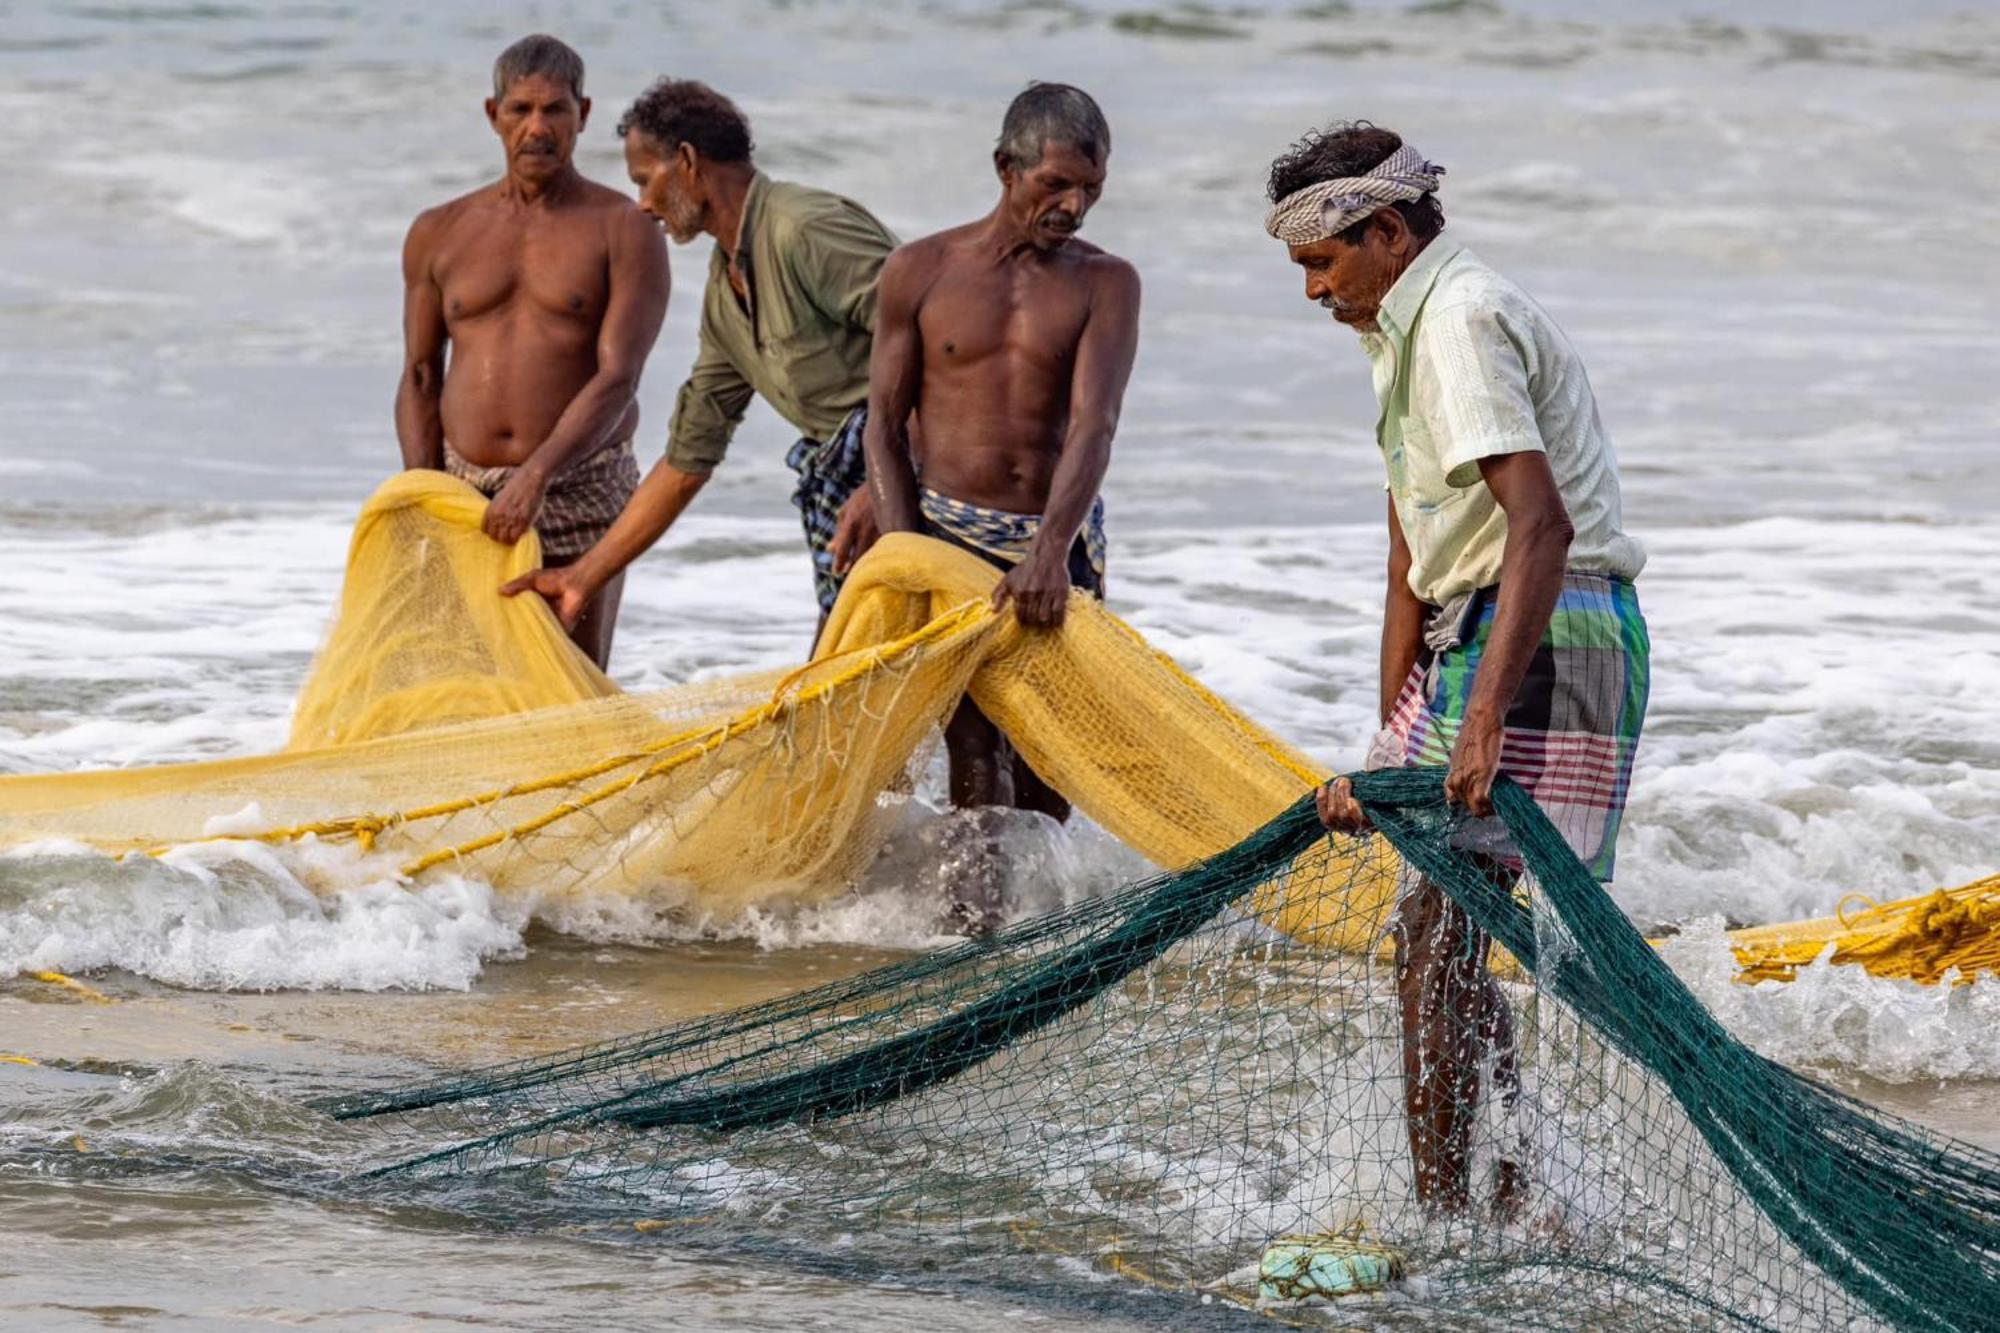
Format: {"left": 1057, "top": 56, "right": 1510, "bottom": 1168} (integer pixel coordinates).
{"left": 1359, "top": 238, "right": 1645, "bottom": 606}
{"left": 665, "top": 173, "right": 898, "bottom": 473}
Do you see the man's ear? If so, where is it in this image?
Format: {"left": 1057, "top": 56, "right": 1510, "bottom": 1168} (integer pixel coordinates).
{"left": 484, "top": 96, "right": 499, "bottom": 130}
{"left": 1371, "top": 206, "right": 1412, "bottom": 259}
{"left": 993, "top": 148, "right": 1014, "bottom": 188}
{"left": 577, "top": 96, "right": 592, "bottom": 131}
{"left": 676, "top": 140, "right": 701, "bottom": 182}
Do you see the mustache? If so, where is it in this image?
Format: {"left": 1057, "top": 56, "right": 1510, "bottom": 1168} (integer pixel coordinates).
{"left": 1038, "top": 210, "right": 1080, "bottom": 230}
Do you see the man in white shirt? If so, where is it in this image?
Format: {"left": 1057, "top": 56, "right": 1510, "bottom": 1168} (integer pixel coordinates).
{"left": 1268, "top": 122, "right": 1651, "bottom": 1218}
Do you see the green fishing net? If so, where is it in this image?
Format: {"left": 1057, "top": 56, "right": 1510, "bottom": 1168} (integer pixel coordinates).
{"left": 325, "top": 770, "right": 2000, "bottom": 1330}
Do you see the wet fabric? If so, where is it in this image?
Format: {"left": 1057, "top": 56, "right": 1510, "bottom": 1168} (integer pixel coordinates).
{"left": 917, "top": 487, "right": 1108, "bottom": 595}
{"left": 441, "top": 441, "right": 639, "bottom": 565}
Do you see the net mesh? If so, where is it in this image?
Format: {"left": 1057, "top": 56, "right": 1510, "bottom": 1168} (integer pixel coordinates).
{"left": 6, "top": 474, "right": 2000, "bottom": 1324}
{"left": 322, "top": 771, "right": 2000, "bottom": 1330}
{"left": 2, "top": 472, "right": 1990, "bottom": 977}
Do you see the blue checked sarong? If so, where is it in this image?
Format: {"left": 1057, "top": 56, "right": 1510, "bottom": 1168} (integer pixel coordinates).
{"left": 917, "top": 488, "right": 1108, "bottom": 596}
{"left": 785, "top": 408, "right": 869, "bottom": 615}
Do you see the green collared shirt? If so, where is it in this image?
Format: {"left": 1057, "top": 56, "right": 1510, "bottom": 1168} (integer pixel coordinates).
{"left": 665, "top": 173, "right": 898, "bottom": 473}
{"left": 1358, "top": 238, "right": 1645, "bottom": 605}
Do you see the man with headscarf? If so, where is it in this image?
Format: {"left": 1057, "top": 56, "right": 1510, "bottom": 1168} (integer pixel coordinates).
{"left": 1267, "top": 122, "right": 1649, "bottom": 1218}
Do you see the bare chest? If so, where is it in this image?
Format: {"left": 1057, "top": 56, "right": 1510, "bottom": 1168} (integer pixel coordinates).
{"left": 433, "top": 208, "right": 611, "bottom": 330}
{"left": 919, "top": 262, "right": 1090, "bottom": 374}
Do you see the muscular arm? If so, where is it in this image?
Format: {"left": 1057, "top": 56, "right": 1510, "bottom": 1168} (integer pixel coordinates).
{"left": 999, "top": 257, "right": 1142, "bottom": 628}
{"left": 503, "top": 316, "right": 750, "bottom": 619}
{"left": 1380, "top": 497, "right": 1428, "bottom": 724}
{"left": 1030, "top": 259, "right": 1141, "bottom": 572}
{"left": 862, "top": 247, "right": 928, "bottom": 534}
{"left": 486, "top": 209, "right": 670, "bottom": 541}
{"left": 1447, "top": 449, "right": 1574, "bottom": 814}
{"left": 395, "top": 211, "right": 448, "bottom": 470}
{"left": 574, "top": 461, "right": 708, "bottom": 588}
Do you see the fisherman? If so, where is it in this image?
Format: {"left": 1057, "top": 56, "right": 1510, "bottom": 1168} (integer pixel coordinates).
{"left": 396, "top": 34, "right": 669, "bottom": 669}
{"left": 865, "top": 83, "right": 1140, "bottom": 829}
{"left": 1268, "top": 123, "right": 1649, "bottom": 1216}
{"left": 503, "top": 78, "right": 898, "bottom": 644}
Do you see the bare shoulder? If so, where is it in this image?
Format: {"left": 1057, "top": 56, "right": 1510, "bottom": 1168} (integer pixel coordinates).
{"left": 880, "top": 228, "right": 961, "bottom": 296}
{"left": 404, "top": 187, "right": 483, "bottom": 248}
{"left": 575, "top": 176, "right": 639, "bottom": 214}
{"left": 402, "top": 189, "right": 487, "bottom": 276}
{"left": 1072, "top": 243, "right": 1140, "bottom": 306}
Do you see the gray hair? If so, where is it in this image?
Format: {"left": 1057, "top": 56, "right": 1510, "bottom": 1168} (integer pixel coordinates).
{"left": 996, "top": 82, "right": 1110, "bottom": 172}
{"left": 492, "top": 33, "right": 584, "bottom": 101}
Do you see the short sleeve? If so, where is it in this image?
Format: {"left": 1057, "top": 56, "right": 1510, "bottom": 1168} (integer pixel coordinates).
{"left": 1417, "top": 298, "right": 1545, "bottom": 488}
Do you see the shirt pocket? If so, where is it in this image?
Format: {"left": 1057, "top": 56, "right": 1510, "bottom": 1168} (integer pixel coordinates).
{"left": 1394, "top": 417, "right": 1462, "bottom": 517}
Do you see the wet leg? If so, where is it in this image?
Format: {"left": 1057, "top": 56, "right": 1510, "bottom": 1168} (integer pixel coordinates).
{"left": 1394, "top": 878, "right": 1518, "bottom": 1217}
{"left": 942, "top": 697, "right": 1011, "bottom": 933}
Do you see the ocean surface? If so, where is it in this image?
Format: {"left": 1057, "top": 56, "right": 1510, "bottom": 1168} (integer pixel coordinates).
{"left": 2, "top": 0, "right": 1999, "bottom": 1327}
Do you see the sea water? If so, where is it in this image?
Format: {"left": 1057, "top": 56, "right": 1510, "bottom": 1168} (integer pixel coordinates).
{"left": 2, "top": 0, "right": 1997, "bottom": 1327}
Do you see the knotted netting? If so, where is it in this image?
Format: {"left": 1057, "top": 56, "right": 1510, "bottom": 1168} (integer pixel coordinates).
{"left": 6, "top": 475, "right": 2000, "bottom": 1325}
{"left": 320, "top": 770, "right": 1998, "bottom": 1329}
{"left": 3, "top": 472, "right": 1993, "bottom": 981}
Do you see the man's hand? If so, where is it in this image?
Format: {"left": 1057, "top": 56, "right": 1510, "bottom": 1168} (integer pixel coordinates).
{"left": 992, "top": 553, "right": 1072, "bottom": 629}
{"left": 829, "top": 487, "right": 880, "bottom": 575}
{"left": 1316, "top": 776, "right": 1372, "bottom": 834}
{"left": 483, "top": 469, "right": 547, "bottom": 545}
{"left": 500, "top": 565, "right": 595, "bottom": 631}
{"left": 1444, "top": 708, "right": 1505, "bottom": 818}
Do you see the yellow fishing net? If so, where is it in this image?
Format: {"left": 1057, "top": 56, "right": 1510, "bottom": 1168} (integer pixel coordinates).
{"left": 0, "top": 471, "right": 1992, "bottom": 982}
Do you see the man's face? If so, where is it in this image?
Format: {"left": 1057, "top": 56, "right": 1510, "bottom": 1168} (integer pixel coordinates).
{"left": 487, "top": 74, "right": 588, "bottom": 182}
{"left": 1289, "top": 216, "right": 1406, "bottom": 331}
{"left": 1001, "top": 140, "right": 1106, "bottom": 251}
{"left": 625, "top": 130, "right": 704, "bottom": 243}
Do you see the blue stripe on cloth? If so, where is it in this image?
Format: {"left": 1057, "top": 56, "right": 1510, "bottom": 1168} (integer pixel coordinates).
{"left": 786, "top": 408, "right": 870, "bottom": 614}
{"left": 916, "top": 489, "right": 1107, "bottom": 586}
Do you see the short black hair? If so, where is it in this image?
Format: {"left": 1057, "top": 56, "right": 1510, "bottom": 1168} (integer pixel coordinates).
{"left": 997, "top": 82, "right": 1110, "bottom": 172}
{"left": 616, "top": 78, "right": 754, "bottom": 164}
{"left": 492, "top": 34, "right": 584, "bottom": 102}
{"left": 1266, "top": 120, "right": 1444, "bottom": 243}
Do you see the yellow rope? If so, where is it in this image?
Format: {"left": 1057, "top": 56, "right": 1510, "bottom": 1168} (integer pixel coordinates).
{"left": 631, "top": 1214, "right": 719, "bottom": 1234}
{"left": 29, "top": 971, "right": 114, "bottom": 1004}
{"left": 0, "top": 1054, "right": 37, "bottom": 1067}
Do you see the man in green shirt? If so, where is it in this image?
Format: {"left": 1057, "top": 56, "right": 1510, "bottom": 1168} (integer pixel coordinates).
{"left": 504, "top": 78, "right": 896, "bottom": 645}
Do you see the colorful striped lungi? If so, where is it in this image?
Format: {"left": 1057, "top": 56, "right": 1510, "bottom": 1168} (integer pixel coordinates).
{"left": 786, "top": 408, "right": 869, "bottom": 615}
{"left": 1382, "top": 571, "right": 1649, "bottom": 880}
{"left": 444, "top": 441, "right": 639, "bottom": 565}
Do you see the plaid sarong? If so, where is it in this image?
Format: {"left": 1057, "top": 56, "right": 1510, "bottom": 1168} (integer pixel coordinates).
{"left": 785, "top": 408, "right": 869, "bottom": 615}
{"left": 1382, "top": 571, "right": 1649, "bottom": 880}
{"left": 444, "top": 441, "right": 639, "bottom": 565}
{"left": 917, "top": 488, "right": 1108, "bottom": 595}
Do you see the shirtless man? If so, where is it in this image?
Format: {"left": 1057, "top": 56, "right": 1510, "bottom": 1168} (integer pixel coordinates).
{"left": 395, "top": 34, "right": 669, "bottom": 668}
{"left": 866, "top": 83, "right": 1141, "bottom": 828}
